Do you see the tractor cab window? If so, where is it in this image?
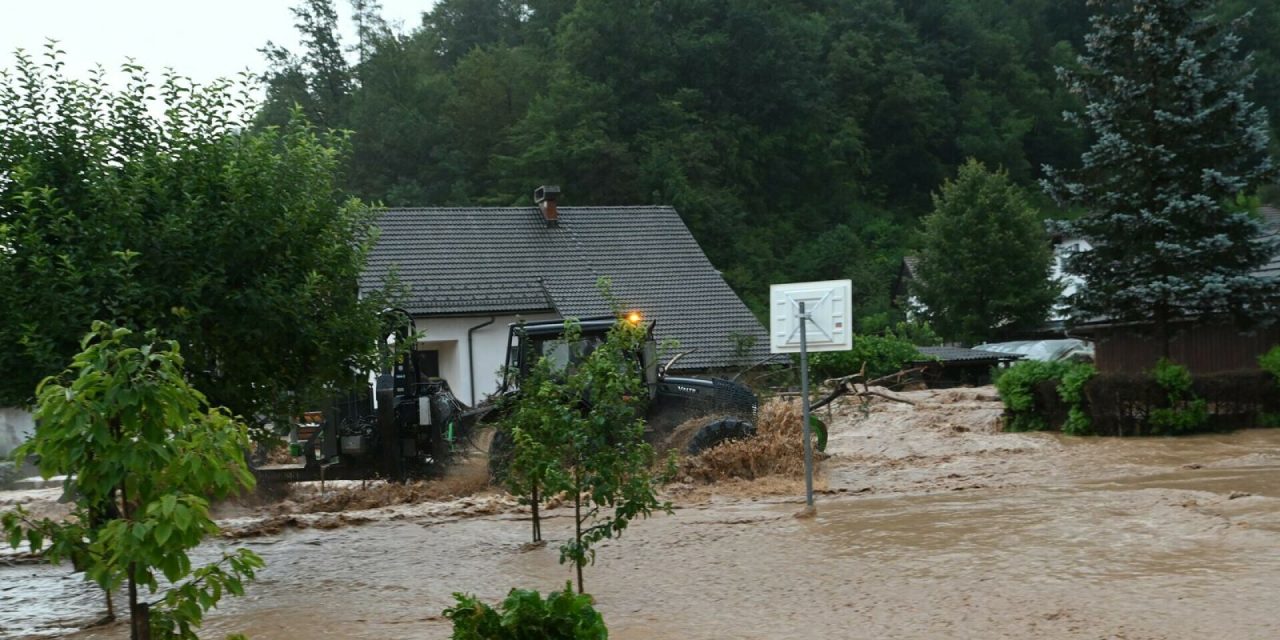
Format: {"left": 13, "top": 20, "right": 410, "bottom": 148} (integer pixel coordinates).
{"left": 529, "top": 334, "right": 605, "bottom": 374}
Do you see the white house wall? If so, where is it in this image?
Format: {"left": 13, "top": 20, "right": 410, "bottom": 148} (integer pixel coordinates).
{"left": 411, "top": 312, "right": 560, "bottom": 407}
{"left": 0, "top": 407, "right": 34, "bottom": 458}
{"left": 1051, "top": 237, "right": 1092, "bottom": 321}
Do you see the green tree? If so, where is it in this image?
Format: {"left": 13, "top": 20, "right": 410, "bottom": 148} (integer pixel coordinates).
{"left": 1044, "top": 0, "right": 1279, "bottom": 357}
{"left": 916, "top": 159, "right": 1058, "bottom": 344}
{"left": 2, "top": 323, "right": 263, "bottom": 640}
{"left": 0, "top": 48, "right": 394, "bottom": 426}
{"left": 497, "top": 343, "right": 570, "bottom": 544}
{"left": 248, "top": 0, "right": 1280, "bottom": 319}
{"left": 554, "top": 316, "right": 669, "bottom": 594}
{"left": 259, "top": 0, "right": 352, "bottom": 129}
{"left": 499, "top": 313, "right": 669, "bottom": 594}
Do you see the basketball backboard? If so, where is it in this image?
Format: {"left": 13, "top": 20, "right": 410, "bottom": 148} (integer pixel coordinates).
{"left": 769, "top": 279, "right": 853, "bottom": 354}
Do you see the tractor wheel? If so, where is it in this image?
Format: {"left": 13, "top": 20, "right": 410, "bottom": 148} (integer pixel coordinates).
{"left": 488, "top": 427, "right": 515, "bottom": 482}
{"left": 685, "top": 417, "right": 756, "bottom": 455}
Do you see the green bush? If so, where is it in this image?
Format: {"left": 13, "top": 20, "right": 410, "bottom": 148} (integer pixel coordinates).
{"left": 992, "top": 360, "right": 1095, "bottom": 433}
{"left": 1261, "top": 346, "right": 1280, "bottom": 426}
{"left": 1261, "top": 346, "right": 1280, "bottom": 384}
{"left": 1148, "top": 359, "right": 1208, "bottom": 435}
{"left": 994, "top": 360, "right": 1071, "bottom": 431}
{"left": 808, "top": 334, "right": 923, "bottom": 380}
{"left": 444, "top": 584, "right": 607, "bottom": 640}
{"left": 1058, "top": 363, "right": 1097, "bottom": 435}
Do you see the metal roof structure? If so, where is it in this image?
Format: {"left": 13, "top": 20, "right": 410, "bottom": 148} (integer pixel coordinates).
{"left": 913, "top": 346, "right": 1023, "bottom": 364}
{"left": 360, "top": 205, "right": 771, "bottom": 371}
{"left": 973, "top": 339, "right": 1094, "bottom": 362}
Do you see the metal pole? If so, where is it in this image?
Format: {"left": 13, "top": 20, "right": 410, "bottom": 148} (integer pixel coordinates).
{"left": 799, "top": 301, "right": 815, "bottom": 510}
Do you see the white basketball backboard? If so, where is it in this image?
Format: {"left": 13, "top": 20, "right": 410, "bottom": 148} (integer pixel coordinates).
{"left": 769, "top": 280, "right": 853, "bottom": 354}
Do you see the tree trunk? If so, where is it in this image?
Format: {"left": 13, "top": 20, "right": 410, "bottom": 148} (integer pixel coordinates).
{"left": 531, "top": 481, "right": 541, "bottom": 543}
{"left": 128, "top": 573, "right": 149, "bottom": 640}
{"left": 574, "top": 486, "right": 584, "bottom": 594}
{"left": 115, "top": 428, "right": 148, "bottom": 640}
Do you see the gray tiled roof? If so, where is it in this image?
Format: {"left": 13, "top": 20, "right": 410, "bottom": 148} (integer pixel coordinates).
{"left": 902, "top": 255, "right": 921, "bottom": 279}
{"left": 361, "top": 206, "right": 772, "bottom": 371}
{"left": 913, "top": 346, "right": 1022, "bottom": 363}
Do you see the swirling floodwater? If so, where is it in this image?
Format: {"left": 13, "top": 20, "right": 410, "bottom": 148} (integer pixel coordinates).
{"left": 4, "top": 388, "right": 1279, "bottom": 639}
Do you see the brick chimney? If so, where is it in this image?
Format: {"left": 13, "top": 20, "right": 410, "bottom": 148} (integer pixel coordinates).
{"left": 534, "top": 185, "right": 560, "bottom": 227}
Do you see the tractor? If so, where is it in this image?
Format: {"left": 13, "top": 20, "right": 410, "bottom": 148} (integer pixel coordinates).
{"left": 485, "top": 316, "right": 759, "bottom": 479}
{"left": 254, "top": 309, "right": 469, "bottom": 483}
{"left": 255, "top": 314, "right": 758, "bottom": 485}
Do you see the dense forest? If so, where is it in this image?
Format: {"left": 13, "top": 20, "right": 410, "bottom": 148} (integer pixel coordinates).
{"left": 257, "top": 0, "right": 1280, "bottom": 322}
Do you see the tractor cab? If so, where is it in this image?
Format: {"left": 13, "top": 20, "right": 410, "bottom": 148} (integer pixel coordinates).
{"left": 485, "top": 315, "right": 760, "bottom": 481}
{"left": 498, "top": 316, "right": 659, "bottom": 399}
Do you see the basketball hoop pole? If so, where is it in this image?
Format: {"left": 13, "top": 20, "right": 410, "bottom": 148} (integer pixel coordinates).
{"left": 799, "top": 301, "right": 815, "bottom": 511}
{"left": 769, "top": 279, "right": 851, "bottom": 515}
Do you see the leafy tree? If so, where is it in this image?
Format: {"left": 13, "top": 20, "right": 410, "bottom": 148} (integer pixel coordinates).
{"left": 0, "top": 48, "right": 394, "bottom": 427}
{"left": 351, "top": 0, "right": 391, "bottom": 65}
{"left": 1, "top": 323, "right": 263, "bottom": 640}
{"left": 260, "top": 0, "right": 352, "bottom": 129}
{"left": 1044, "top": 0, "right": 1280, "bottom": 358}
{"left": 427, "top": 0, "right": 525, "bottom": 64}
{"left": 553, "top": 316, "right": 670, "bottom": 594}
{"left": 499, "top": 312, "right": 669, "bottom": 594}
{"left": 497, "top": 342, "right": 569, "bottom": 544}
{"left": 251, "top": 0, "right": 1280, "bottom": 318}
{"left": 916, "top": 159, "right": 1058, "bottom": 344}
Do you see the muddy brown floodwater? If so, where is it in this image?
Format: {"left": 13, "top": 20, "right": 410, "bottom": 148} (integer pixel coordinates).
{"left": 4, "top": 387, "right": 1280, "bottom": 639}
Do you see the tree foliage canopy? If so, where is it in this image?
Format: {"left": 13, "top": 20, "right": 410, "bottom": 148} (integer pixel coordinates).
{"left": 2, "top": 323, "right": 262, "bottom": 639}
{"left": 0, "top": 47, "right": 395, "bottom": 419}
{"left": 1044, "top": 0, "right": 1280, "bottom": 346}
{"left": 254, "top": 0, "right": 1280, "bottom": 328}
{"left": 243, "top": 2, "right": 1154, "bottom": 317}
{"left": 917, "top": 159, "right": 1058, "bottom": 344}
{"left": 497, "top": 312, "right": 669, "bottom": 594}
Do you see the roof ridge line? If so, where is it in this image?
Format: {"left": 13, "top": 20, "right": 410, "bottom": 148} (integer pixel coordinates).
{"left": 374, "top": 205, "right": 677, "bottom": 212}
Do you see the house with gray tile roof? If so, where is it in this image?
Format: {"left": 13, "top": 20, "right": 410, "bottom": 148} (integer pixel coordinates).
{"left": 360, "top": 187, "right": 770, "bottom": 405}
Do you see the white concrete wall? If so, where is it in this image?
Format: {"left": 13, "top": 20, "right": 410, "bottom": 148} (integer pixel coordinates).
{"left": 412, "top": 313, "right": 560, "bottom": 406}
{"left": 0, "top": 407, "right": 34, "bottom": 458}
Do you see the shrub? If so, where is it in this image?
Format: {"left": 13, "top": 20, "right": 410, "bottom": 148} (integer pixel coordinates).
{"left": 1262, "top": 346, "right": 1280, "bottom": 384}
{"left": 994, "top": 360, "right": 1070, "bottom": 431}
{"left": 443, "top": 584, "right": 607, "bottom": 640}
{"left": 809, "top": 334, "right": 923, "bottom": 380}
{"left": 1148, "top": 359, "right": 1208, "bottom": 435}
{"left": 1080, "top": 369, "right": 1276, "bottom": 436}
{"left": 1058, "top": 363, "right": 1097, "bottom": 435}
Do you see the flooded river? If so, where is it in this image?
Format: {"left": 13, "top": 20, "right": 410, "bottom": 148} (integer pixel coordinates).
{"left": 4, "top": 389, "right": 1280, "bottom": 639}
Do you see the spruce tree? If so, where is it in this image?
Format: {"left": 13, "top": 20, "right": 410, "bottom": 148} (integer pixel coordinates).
{"left": 1044, "top": 0, "right": 1279, "bottom": 357}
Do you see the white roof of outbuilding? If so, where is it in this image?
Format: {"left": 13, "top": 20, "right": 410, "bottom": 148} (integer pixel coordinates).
{"left": 973, "top": 339, "right": 1094, "bottom": 362}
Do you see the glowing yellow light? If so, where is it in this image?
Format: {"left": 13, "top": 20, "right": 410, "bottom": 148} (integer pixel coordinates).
{"left": 626, "top": 311, "right": 642, "bottom": 325}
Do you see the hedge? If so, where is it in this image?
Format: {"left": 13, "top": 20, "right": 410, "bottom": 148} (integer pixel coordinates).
{"left": 995, "top": 352, "right": 1280, "bottom": 437}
